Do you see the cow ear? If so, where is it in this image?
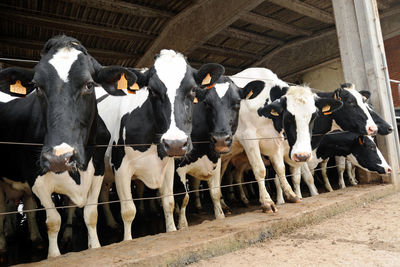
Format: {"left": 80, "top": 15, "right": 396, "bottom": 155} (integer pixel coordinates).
{"left": 315, "top": 97, "right": 343, "bottom": 115}
{"left": 257, "top": 99, "right": 284, "bottom": 119}
{"left": 239, "top": 80, "right": 265, "bottom": 100}
{"left": 0, "top": 67, "right": 35, "bottom": 96}
{"left": 94, "top": 66, "right": 138, "bottom": 96}
{"left": 359, "top": 90, "right": 371, "bottom": 102}
{"left": 194, "top": 63, "right": 225, "bottom": 88}
{"left": 270, "top": 85, "right": 289, "bottom": 101}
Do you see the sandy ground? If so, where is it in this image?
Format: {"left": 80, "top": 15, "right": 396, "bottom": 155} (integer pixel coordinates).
{"left": 192, "top": 192, "right": 400, "bottom": 267}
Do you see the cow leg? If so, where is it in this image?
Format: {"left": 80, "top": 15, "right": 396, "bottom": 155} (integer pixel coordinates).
{"left": 347, "top": 160, "right": 358, "bottom": 186}
{"left": 290, "top": 166, "right": 302, "bottom": 199}
{"left": 99, "top": 181, "right": 119, "bottom": 229}
{"left": 61, "top": 205, "right": 75, "bottom": 245}
{"left": 242, "top": 142, "right": 277, "bottom": 212}
{"left": 32, "top": 178, "right": 61, "bottom": 258}
{"left": 115, "top": 168, "right": 136, "bottom": 241}
{"left": 273, "top": 175, "right": 285, "bottom": 205}
{"left": 301, "top": 164, "right": 319, "bottom": 196}
{"left": 269, "top": 152, "right": 299, "bottom": 203}
{"left": 224, "top": 166, "right": 235, "bottom": 202}
{"left": 23, "top": 194, "right": 42, "bottom": 244}
{"left": 190, "top": 177, "right": 202, "bottom": 211}
{"left": 335, "top": 156, "right": 346, "bottom": 189}
{"left": 234, "top": 162, "right": 249, "bottom": 206}
{"left": 207, "top": 159, "right": 224, "bottom": 220}
{"left": 84, "top": 176, "right": 103, "bottom": 249}
{"left": 176, "top": 168, "right": 189, "bottom": 230}
{"left": 320, "top": 159, "right": 333, "bottom": 192}
{"left": 159, "top": 158, "right": 177, "bottom": 232}
{"left": 0, "top": 186, "right": 6, "bottom": 254}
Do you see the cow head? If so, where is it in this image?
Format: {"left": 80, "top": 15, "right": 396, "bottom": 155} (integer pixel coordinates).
{"left": 331, "top": 83, "right": 378, "bottom": 135}
{"left": 131, "top": 50, "right": 224, "bottom": 157}
{"left": 0, "top": 35, "right": 137, "bottom": 173}
{"left": 347, "top": 135, "right": 392, "bottom": 174}
{"left": 196, "top": 76, "right": 265, "bottom": 154}
{"left": 258, "top": 85, "right": 342, "bottom": 162}
{"left": 363, "top": 101, "right": 393, "bottom": 135}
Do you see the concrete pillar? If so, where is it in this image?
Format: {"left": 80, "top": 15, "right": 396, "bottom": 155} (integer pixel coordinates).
{"left": 333, "top": 0, "right": 400, "bottom": 187}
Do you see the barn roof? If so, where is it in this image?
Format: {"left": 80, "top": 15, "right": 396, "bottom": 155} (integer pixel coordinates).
{"left": 1, "top": 0, "right": 399, "bottom": 80}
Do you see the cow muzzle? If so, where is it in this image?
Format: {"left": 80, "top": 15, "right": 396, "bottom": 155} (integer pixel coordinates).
{"left": 292, "top": 152, "right": 311, "bottom": 162}
{"left": 161, "top": 138, "right": 189, "bottom": 157}
{"left": 367, "top": 125, "right": 378, "bottom": 135}
{"left": 211, "top": 134, "right": 232, "bottom": 154}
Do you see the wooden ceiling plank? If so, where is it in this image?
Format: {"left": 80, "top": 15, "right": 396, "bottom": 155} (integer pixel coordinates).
{"left": 221, "top": 27, "right": 284, "bottom": 45}
{"left": 267, "top": 0, "right": 334, "bottom": 24}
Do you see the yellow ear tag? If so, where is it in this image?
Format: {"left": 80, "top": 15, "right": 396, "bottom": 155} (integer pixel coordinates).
{"left": 270, "top": 109, "right": 279, "bottom": 116}
{"left": 117, "top": 73, "right": 128, "bottom": 90}
{"left": 245, "top": 90, "right": 253, "bottom": 100}
{"left": 10, "top": 80, "right": 27, "bottom": 95}
{"left": 322, "top": 105, "right": 330, "bottom": 113}
{"left": 193, "top": 97, "right": 198, "bottom": 104}
{"left": 71, "top": 42, "right": 78, "bottom": 46}
{"left": 130, "top": 82, "right": 140, "bottom": 90}
{"left": 206, "top": 83, "right": 215, "bottom": 90}
{"left": 201, "top": 73, "right": 211, "bottom": 85}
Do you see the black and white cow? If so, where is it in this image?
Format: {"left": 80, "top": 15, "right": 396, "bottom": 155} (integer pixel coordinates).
{"left": 308, "top": 130, "right": 391, "bottom": 191}
{"left": 96, "top": 49, "right": 224, "bottom": 240}
{"left": 219, "top": 68, "right": 342, "bottom": 212}
{"left": 0, "top": 35, "right": 137, "bottom": 257}
{"left": 173, "top": 76, "right": 265, "bottom": 229}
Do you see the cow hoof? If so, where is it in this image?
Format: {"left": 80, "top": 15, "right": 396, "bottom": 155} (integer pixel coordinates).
{"left": 262, "top": 203, "right": 278, "bottom": 213}
{"left": 222, "top": 206, "right": 232, "bottom": 215}
{"left": 32, "top": 239, "right": 46, "bottom": 250}
{"left": 287, "top": 195, "right": 301, "bottom": 203}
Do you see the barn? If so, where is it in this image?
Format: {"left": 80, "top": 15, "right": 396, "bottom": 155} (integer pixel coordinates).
{"left": 0, "top": 0, "right": 400, "bottom": 265}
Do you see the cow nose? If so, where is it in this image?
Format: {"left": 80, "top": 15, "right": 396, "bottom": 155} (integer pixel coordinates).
{"left": 162, "top": 138, "right": 188, "bottom": 157}
{"left": 293, "top": 153, "right": 311, "bottom": 162}
{"left": 388, "top": 126, "right": 393, "bottom": 133}
{"left": 386, "top": 167, "right": 392, "bottom": 174}
{"left": 368, "top": 125, "right": 378, "bottom": 135}
{"left": 42, "top": 151, "right": 75, "bottom": 173}
{"left": 212, "top": 134, "right": 232, "bottom": 154}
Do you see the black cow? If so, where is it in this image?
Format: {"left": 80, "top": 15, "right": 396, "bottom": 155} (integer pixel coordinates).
{"left": 0, "top": 35, "right": 137, "bottom": 257}
{"left": 173, "top": 77, "right": 265, "bottom": 229}
{"left": 95, "top": 49, "right": 224, "bottom": 240}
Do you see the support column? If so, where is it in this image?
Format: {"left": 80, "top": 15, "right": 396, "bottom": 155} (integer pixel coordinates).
{"left": 333, "top": 0, "right": 400, "bottom": 186}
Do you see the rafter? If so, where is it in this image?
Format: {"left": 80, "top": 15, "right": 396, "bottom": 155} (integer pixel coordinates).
{"left": 0, "top": 9, "right": 156, "bottom": 42}
{"left": 198, "top": 44, "right": 261, "bottom": 60}
{"left": 221, "top": 27, "right": 284, "bottom": 45}
{"left": 62, "top": 0, "right": 175, "bottom": 18}
{"left": 267, "top": 0, "right": 334, "bottom": 24}
{"left": 241, "top": 12, "right": 313, "bottom": 36}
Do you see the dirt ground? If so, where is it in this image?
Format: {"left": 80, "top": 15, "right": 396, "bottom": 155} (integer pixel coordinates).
{"left": 192, "top": 192, "right": 400, "bottom": 267}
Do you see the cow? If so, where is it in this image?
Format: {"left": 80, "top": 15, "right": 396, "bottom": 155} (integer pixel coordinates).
{"left": 0, "top": 35, "right": 137, "bottom": 257}
{"left": 95, "top": 49, "right": 225, "bottom": 240}
{"left": 173, "top": 76, "right": 265, "bottom": 229}
{"left": 219, "top": 67, "right": 342, "bottom": 212}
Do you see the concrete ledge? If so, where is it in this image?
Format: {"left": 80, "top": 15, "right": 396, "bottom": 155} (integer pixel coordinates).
{"left": 25, "top": 184, "right": 396, "bottom": 267}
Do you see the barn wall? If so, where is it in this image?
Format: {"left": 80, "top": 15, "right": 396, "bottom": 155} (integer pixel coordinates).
{"left": 301, "top": 59, "right": 345, "bottom": 92}
{"left": 384, "top": 34, "right": 400, "bottom": 108}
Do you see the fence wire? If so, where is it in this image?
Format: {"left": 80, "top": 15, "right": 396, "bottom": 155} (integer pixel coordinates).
{"left": 0, "top": 164, "right": 352, "bottom": 216}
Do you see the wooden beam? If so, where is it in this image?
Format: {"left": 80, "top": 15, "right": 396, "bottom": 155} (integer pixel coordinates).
{"left": 377, "top": 0, "right": 390, "bottom": 10}
{"left": 221, "top": 27, "right": 284, "bottom": 45}
{"left": 136, "top": 0, "right": 267, "bottom": 67}
{"left": 241, "top": 12, "right": 313, "bottom": 36}
{"left": 267, "top": 0, "right": 334, "bottom": 24}
{"left": 0, "top": 9, "right": 156, "bottom": 41}
{"left": 62, "top": 0, "right": 175, "bottom": 18}
{"left": 198, "top": 44, "right": 261, "bottom": 60}
{"left": 0, "top": 37, "right": 140, "bottom": 60}
{"left": 379, "top": 4, "right": 400, "bottom": 19}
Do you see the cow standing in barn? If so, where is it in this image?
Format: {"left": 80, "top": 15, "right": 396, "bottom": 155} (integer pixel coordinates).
{"left": 0, "top": 35, "right": 138, "bottom": 257}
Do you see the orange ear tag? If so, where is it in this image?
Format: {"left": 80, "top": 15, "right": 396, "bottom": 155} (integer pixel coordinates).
{"left": 193, "top": 97, "right": 198, "bottom": 104}
{"left": 246, "top": 90, "right": 253, "bottom": 100}
{"left": 270, "top": 109, "right": 279, "bottom": 117}
{"left": 322, "top": 105, "right": 330, "bottom": 113}
{"left": 358, "top": 137, "right": 364, "bottom": 145}
{"left": 117, "top": 73, "right": 128, "bottom": 90}
{"left": 323, "top": 111, "right": 332, "bottom": 115}
{"left": 130, "top": 82, "right": 140, "bottom": 91}
{"left": 10, "top": 80, "right": 27, "bottom": 95}
{"left": 201, "top": 73, "right": 211, "bottom": 85}
{"left": 206, "top": 83, "right": 215, "bottom": 90}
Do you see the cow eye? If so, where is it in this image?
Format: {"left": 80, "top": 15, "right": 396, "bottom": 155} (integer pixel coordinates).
{"left": 82, "top": 82, "right": 95, "bottom": 95}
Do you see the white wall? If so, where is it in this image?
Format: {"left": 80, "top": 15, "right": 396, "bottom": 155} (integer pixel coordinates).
{"left": 301, "top": 59, "right": 345, "bottom": 92}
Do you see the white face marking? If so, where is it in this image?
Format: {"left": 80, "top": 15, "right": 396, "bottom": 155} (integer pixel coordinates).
{"left": 214, "top": 82, "right": 229, "bottom": 99}
{"left": 285, "top": 86, "right": 316, "bottom": 160}
{"left": 346, "top": 88, "right": 377, "bottom": 133}
{"left": 53, "top": 142, "right": 74, "bottom": 156}
{"left": 374, "top": 137, "right": 391, "bottom": 172}
{"left": 154, "top": 50, "right": 188, "bottom": 141}
{"left": 49, "top": 47, "right": 82, "bottom": 83}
